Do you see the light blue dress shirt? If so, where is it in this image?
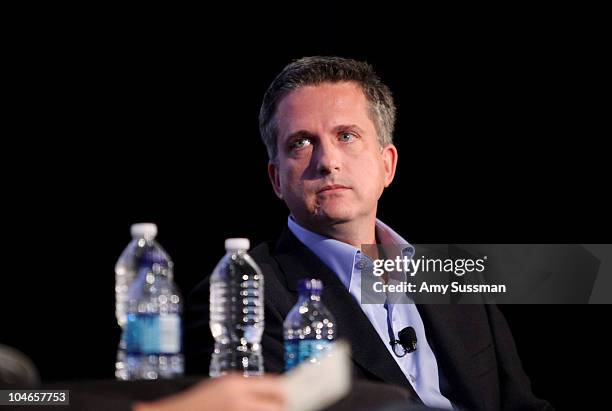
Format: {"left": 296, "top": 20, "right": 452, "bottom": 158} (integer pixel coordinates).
{"left": 288, "top": 216, "right": 454, "bottom": 410}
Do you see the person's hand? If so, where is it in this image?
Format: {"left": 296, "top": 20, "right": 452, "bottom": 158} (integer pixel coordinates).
{"left": 133, "top": 373, "right": 285, "bottom": 411}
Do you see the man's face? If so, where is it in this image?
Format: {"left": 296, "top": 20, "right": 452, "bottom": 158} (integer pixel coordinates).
{"left": 268, "top": 81, "right": 397, "bottom": 230}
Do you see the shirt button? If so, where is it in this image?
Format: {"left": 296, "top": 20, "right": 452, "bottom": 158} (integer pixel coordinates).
{"left": 409, "top": 374, "right": 416, "bottom": 383}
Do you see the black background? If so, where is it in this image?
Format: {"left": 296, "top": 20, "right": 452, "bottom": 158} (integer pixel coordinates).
{"left": 2, "top": 3, "right": 609, "bottom": 410}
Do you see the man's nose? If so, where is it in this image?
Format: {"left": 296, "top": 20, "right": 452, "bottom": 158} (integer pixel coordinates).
{"left": 314, "top": 140, "right": 341, "bottom": 175}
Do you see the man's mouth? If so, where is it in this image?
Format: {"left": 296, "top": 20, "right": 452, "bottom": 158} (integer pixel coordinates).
{"left": 317, "top": 184, "right": 350, "bottom": 194}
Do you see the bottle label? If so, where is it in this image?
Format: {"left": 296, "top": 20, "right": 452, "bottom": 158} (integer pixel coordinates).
{"left": 159, "top": 314, "right": 181, "bottom": 354}
{"left": 139, "top": 314, "right": 160, "bottom": 354}
{"left": 125, "top": 313, "right": 140, "bottom": 354}
{"left": 285, "top": 339, "right": 299, "bottom": 371}
{"left": 284, "top": 339, "right": 332, "bottom": 371}
{"left": 125, "top": 313, "right": 181, "bottom": 355}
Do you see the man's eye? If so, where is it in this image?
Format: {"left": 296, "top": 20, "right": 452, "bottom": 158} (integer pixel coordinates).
{"left": 339, "top": 132, "right": 356, "bottom": 142}
{"left": 291, "top": 138, "right": 311, "bottom": 150}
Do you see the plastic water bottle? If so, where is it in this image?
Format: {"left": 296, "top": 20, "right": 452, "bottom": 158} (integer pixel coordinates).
{"left": 124, "top": 247, "right": 184, "bottom": 380}
{"left": 209, "top": 238, "right": 264, "bottom": 377}
{"left": 114, "top": 223, "right": 177, "bottom": 380}
{"left": 284, "top": 278, "right": 336, "bottom": 371}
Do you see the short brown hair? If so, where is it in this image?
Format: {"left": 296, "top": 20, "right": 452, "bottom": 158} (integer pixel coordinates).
{"left": 259, "top": 56, "right": 396, "bottom": 161}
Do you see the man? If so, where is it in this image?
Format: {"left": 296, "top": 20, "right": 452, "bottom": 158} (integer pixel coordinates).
{"left": 186, "top": 56, "right": 551, "bottom": 411}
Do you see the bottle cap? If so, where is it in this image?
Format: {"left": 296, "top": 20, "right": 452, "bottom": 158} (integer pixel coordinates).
{"left": 130, "top": 223, "right": 158, "bottom": 239}
{"left": 225, "top": 238, "right": 250, "bottom": 251}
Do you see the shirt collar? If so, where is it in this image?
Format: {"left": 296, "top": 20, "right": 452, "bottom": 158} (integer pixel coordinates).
{"left": 287, "top": 216, "right": 415, "bottom": 290}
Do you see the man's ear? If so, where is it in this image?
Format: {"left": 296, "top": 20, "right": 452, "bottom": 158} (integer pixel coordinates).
{"left": 382, "top": 144, "right": 398, "bottom": 188}
{"left": 268, "top": 161, "right": 283, "bottom": 199}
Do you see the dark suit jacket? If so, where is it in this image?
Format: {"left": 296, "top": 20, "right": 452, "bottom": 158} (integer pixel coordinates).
{"left": 185, "top": 228, "right": 552, "bottom": 411}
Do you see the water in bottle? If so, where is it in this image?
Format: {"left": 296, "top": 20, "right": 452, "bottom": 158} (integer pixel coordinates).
{"left": 209, "top": 238, "right": 264, "bottom": 377}
{"left": 125, "top": 246, "right": 184, "bottom": 379}
{"left": 284, "top": 278, "right": 336, "bottom": 371}
{"left": 114, "top": 223, "right": 177, "bottom": 380}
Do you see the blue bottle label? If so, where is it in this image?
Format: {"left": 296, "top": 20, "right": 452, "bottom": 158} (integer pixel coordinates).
{"left": 284, "top": 339, "right": 332, "bottom": 371}
{"left": 284, "top": 339, "right": 300, "bottom": 371}
{"left": 139, "top": 314, "right": 160, "bottom": 354}
{"left": 125, "top": 312, "right": 140, "bottom": 354}
{"left": 125, "top": 313, "right": 181, "bottom": 355}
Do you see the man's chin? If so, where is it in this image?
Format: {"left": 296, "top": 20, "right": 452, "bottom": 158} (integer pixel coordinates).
{"left": 311, "top": 206, "right": 354, "bottom": 225}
